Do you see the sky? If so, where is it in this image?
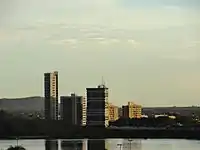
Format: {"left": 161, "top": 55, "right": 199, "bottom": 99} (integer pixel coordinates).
{"left": 0, "top": 0, "right": 200, "bottom": 106}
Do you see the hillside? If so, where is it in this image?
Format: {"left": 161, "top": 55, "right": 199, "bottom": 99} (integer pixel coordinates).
{"left": 0, "top": 96, "right": 44, "bottom": 112}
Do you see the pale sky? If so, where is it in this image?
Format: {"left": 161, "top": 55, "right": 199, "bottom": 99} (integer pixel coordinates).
{"left": 0, "top": 0, "right": 200, "bottom": 106}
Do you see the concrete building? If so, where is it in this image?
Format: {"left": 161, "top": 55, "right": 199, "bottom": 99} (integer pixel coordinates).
{"left": 122, "top": 102, "right": 142, "bottom": 119}
{"left": 118, "top": 107, "right": 123, "bottom": 118}
{"left": 86, "top": 84, "right": 109, "bottom": 127}
{"left": 44, "top": 71, "right": 58, "bottom": 120}
{"left": 60, "top": 93, "right": 85, "bottom": 126}
{"left": 108, "top": 103, "right": 119, "bottom": 121}
{"left": 82, "top": 97, "right": 87, "bottom": 126}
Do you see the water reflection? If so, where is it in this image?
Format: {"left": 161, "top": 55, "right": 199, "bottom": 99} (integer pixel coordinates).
{"left": 61, "top": 140, "right": 84, "bottom": 150}
{"left": 43, "top": 139, "right": 142, "bottom": 150}
{"left": 122, "top": 139, "right": 142, "bottom": 150}
{"left": 87, "top": 139, "right": 107, "bottom": 150}
{"left": 45, "top": 140, "right": 58, "bottom": 150}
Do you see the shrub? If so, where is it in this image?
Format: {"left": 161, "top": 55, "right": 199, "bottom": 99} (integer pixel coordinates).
{"left": 7, "top": 146, "right": 26, "bottom": 150}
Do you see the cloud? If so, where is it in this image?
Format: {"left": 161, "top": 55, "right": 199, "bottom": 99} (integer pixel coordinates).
{"left": 89, "top": 37, "right": 105, "bottom": 41}
{"left": 163, "top": 5, "right": 181, "bottom": 10}
{"left": 109, "top": 38, "right": 120, "bottom": 43}
{"left": 188, "top": 41, "right": 200, "bottom": 48}
{"left": 0, "top": 30, "right": 22, "bottom": 42}
{"left": 160, "top": 55, "right": 197, "bottom": 61}
{"left": 85, "top": 37, "right": 119, "bottom": 45}
{"left": 127, "top": 39, "right": 140, "bottom": 48}
{"left": 50, "top": 38, "right": 78, "bottom": 46}
{"left": 97, "top": 38, "right": 120, "bottom": 45}
{"left": 2, "top": 0, "right": 199, "bottom": 31}
{"left": 49, "top": 36, "right": 122, "bottom": 46}
{"left": 61, "top": 39, "right": 78, "bottom": 44}
{"left": 98, "top": 40, "right": 109, "bottom": 45}
{"left": 84, "top": 32, "right": 101, "bottom": 38}
{"left": 127, "top": 39, "right": 137, "bottom": 44}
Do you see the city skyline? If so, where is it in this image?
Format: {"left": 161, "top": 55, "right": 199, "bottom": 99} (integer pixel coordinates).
{"left": 0, "top": 0, "right": 200, "bottom": 106}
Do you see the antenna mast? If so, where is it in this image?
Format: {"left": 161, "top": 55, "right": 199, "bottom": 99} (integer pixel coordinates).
{"left": 101, "top": 76, "right": 106, "bottom": 87}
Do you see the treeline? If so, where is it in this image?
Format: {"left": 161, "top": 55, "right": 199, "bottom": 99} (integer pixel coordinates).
{"left": 1, "top": 110, "right": 200, "bottom": 139}
{"left": 1, "top": 117, "right": 200, "bottom": 139}
{"left": 0, "top": 118, "right": 78, "bottom": 138}
{"left": 109, "top": 116, "right": 200, "bottom": 128}
{"left": 0, "top": 110, "right": 81, "bottom": 138}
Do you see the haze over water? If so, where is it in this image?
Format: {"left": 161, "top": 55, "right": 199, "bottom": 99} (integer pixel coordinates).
{"left": 0, "top": 139, "right": 200, "bottom": 150}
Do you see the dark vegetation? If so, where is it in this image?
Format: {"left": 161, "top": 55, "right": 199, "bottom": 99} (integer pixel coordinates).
{"left": 7, "top": 146, "right": 26, "bottom": 150}
{"left": 0, "top": 110, "right": 81, "bottom": 138}
{"left": 109, "top": 115, "right": 200, "bottom": 128}
{"left": 1, "top": 110, "right": 200, "bottom": 139}
{"left": 143, "top": 106, "right": 200, "bottom": 117}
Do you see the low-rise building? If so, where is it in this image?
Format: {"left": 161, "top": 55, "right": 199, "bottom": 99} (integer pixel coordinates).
{"left": 108, "top": 103, "right": 119, "bottom": 121}
{"left": 122, "top": 102, "right": 142, "bottom": 119}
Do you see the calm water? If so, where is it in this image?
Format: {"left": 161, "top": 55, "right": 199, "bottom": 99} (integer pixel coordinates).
{"left": 0, "top": 139, "right": 200, "bottom": 150}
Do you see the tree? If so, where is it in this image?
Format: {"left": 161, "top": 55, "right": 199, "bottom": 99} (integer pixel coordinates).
{"left": 7, "top": 146, "right": 26, "bottom": 150}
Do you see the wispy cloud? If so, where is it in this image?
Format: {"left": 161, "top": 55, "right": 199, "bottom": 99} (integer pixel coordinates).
{"left": 188, "top": 41, "right": 200, "bottom": 48}
{"left": 109, "top": 38, "right": 120, "bottom": 43}
{"left": 160, "top": 54, "right": 197, "bottom": 61}
{"left": 127, "top": 39, "right": 140, "bottom": 48}
{"left": 97, "top": 38, "right": 120, "bottom": 45}
{"left": 50, "top": 38, "right": 78, "bottom": 46}
{"left": 61, "top": 39, "right": 78, "bottom": 45}
{"left": 0, "top": 30, "right": 22, "bottom": 42}
{"left": 89, "top": 37, "right": 106, "bottom": 41}
{"left": 127, "top": 39, "right": 138, "bottom": 44}
{"left": 163, "top": 5, "right": 181, "bottom": 10}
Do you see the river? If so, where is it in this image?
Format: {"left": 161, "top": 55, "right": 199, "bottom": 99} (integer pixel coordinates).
{"left": 0, "top": 139, "right": 200, "bottom": 150}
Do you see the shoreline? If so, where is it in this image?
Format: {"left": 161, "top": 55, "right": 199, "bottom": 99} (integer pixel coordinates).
{"left": 1, "top": 126, "right": 200, "bottom": 140}
{"left": 0, "top": 137, "right": 200, "bottom": 141}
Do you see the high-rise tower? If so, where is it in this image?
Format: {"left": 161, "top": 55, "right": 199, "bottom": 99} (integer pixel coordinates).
{"left": 86, "top": 84, "right": 109, "bottom": 127}
{"left": 44, "top": 71, "right": 58, "bottom": 120}
{"left": 60, "top": 93, "right": 85, "bottom": 126}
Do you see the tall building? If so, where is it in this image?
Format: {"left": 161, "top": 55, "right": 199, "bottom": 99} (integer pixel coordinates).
{"left": 122, "top": 105, "right": 129, "bottom": 118}
{"left": 122, "top": 102, "right": 142, "bottom": 119}
{"left": 108, "top": 103, "right": 119, "bottom": 121}
{"left": 82, "top": 97, "right": 87, "bottom": 126}
{"left": 86, "top": 84, "right": 109, "bottom": 127}
{"left": 44, "top": 71, "right": 58, "bottom": 120}
{"left": 118, "top": 107, "right": 123, "bottom": 118}
{"left": 60, "top": 93, "right": 85, "bottom": 126}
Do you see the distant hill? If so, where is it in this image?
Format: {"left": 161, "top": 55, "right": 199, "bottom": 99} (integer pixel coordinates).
{"left": 0, "top": 96, "right": 44, "bottom": 112}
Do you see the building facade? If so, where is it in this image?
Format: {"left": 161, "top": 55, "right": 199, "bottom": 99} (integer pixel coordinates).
{"left": 86, "top": 84, "right": 109, "bottom": 127}
{"left": 122, "top": 102, "right": 142, "bottom": 119}
{"left": 44, "top": 71, "right": 58, "bottom": 120}
{"left": 82, "top": 97, "right": 87, "bottom": 126}
{"left": 60, "top": 93, "right": 85, "bottom": 126}
{"left": 108, "top": 103, "right": 119, "bottom": 121}
{"left": 118, "top": 107, "right": 123, "bottom": 118}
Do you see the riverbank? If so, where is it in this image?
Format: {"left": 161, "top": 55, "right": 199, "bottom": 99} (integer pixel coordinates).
{"left": 1, "top": 128, "right": 200, "bottom": 140}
